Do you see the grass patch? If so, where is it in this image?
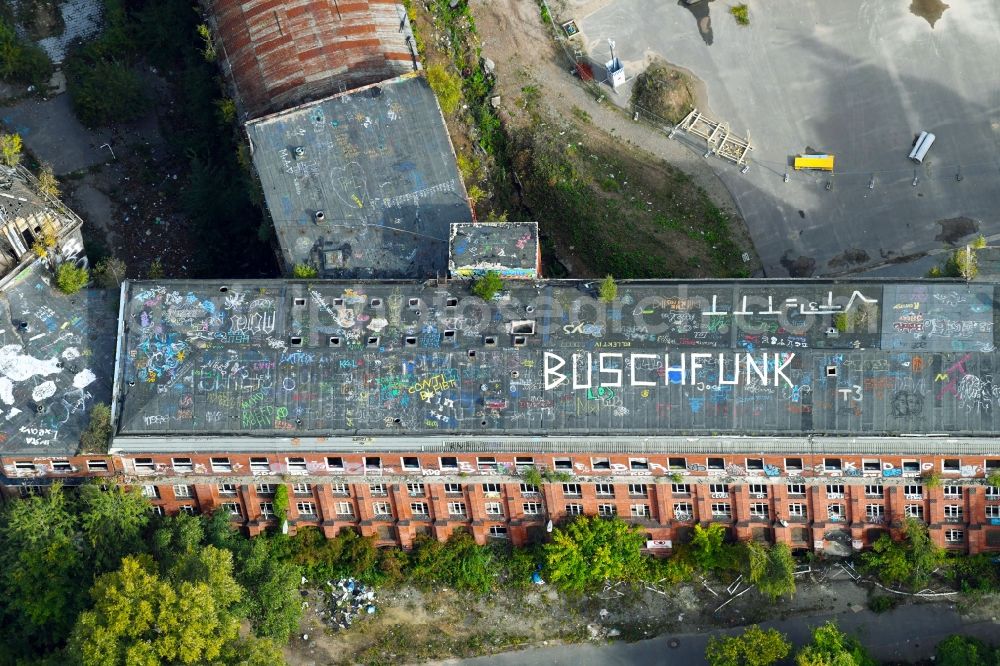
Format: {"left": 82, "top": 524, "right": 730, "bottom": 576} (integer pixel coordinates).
{"left": 513, "top": 122, "right": 749, "bottom": 278}
{"left": 730, "top": 4, "right": 750, "bottom": 26}
{"left": 867, "top": 595, "right": 899, "bottom": 613}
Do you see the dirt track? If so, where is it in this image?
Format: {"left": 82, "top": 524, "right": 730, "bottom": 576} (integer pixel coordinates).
{"left": 471, "top": 0, "right": 745, "bottom": 225}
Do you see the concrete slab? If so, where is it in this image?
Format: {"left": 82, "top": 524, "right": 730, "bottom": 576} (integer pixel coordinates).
{"left": 578, "top": 0, "right": 1000, "bottom": 277}
{"left": 1, "top": 94, "right": 112, "bottom": 175}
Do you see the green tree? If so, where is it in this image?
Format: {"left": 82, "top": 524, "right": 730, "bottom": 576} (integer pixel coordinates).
{"left": 521, "top": 466, "right": 544, "bottom": 487}
{"left": 861, "top": 517, "right": 944, "bottom": 589}
{"left": 273, "top": 483, "right": 290, "bottom": 531}
{"left": 79, "top": 482, "right": 151, "bottom": 573}
{"left": 0, "top": 484, "right": 83, "bottom": 654}
{"left": 56, "top": 262, "right": 90, "bottom": 294}
{"left": 238, "top": 536, "right": 302, "bottom": 642}
{"left": 796, "top": 621, "right": 876, "bottom": 666}
{"left": 688, "top": 522, "right": 732, "bottom": 572}
{"left": 66, "top": 59, "right": 148, "bottom": 127}
{"left": 407, "top": 531, "right": 496, "bottom": 594}
{"left": 196, "top": 24, "right": 217, "bottom": 62}
{"left": 730, "top": 4, "right": 750, "bottom": 26}
{"left": 599, "top": 275, "right": 617, "bottom": 302}
{"left": 71, "top": 549, "right": 244, "bottom": 666}
{"left": 544, "top": 515, "right": 647, "bottom": 593}
{"left": 744, "top": 541, "right": 796, "bottom": 601}
{"left": 79, "top": 403, "right": 113, "bottom": 452}
{"left": 147, "top": 257, "right": 165, "bottom": 279}
{"left": 426, "top": 64, "right": 462, "bottom": 114}
{"left": 945, "top": 245, "right": 978, "bottom": 280}
{"left": 0, "top": 17, "right": 54, "bottom": 88}
{"left": 0, "top": 131, "right": 22, "bottom": 167}
{"left": 223, "top": 636, "right": 289, "bottom": 665}
{"left": 290, "top": 527, "right": 380, "bottom": 581}
{"left": 922, "top": 470, "right": 942, "bottom": 488}
{"left": 472, "top": 271, "right": 503, "bottom": 301}
{"left": 935, "top": 634, "right": 998, "bottom": 666}
{"left": 292, "top": 263, "right": 318, "bottom": 278}
{"left": 37, "top": 164, "right": 60, "bottom": 198}
{"left": 706, "top": 625, "right": 791, "bottom": 666}
{"left": 93, "top": 257, "right": 127, "bottom": 288}
{"left": 151, "top": 512, "right": 206, "bottom": 572}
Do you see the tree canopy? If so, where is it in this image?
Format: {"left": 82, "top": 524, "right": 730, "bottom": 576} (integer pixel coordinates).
{"left": 544, "top": 516, "right": 647, "bottom": 593}
{"left": 0, "top": 484, "right": 84, "bottom": 652}
{"left": 935, "top": 634, "right": 1000, "bottom": 666}
{"left": 70, "top": 550, "right": 243, "bottom": 665}
{"left": 744, "top": 541, "right": 796, "bottom": 601}
{"left": 706, "top": 625, "right": 791, "bottom": 666}
{"left": 796, "top": 621, "right": 876, "bottom": 666}
{"left": 860, "top": 517, "right": 944, "bottom": 589}
{"left": 79, "top": 483, "right": 150, "bottom": 574}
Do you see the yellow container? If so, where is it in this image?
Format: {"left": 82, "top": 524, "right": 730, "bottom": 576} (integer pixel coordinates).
{"left": 793, "top": 154, "right": 835, "bottom": 171}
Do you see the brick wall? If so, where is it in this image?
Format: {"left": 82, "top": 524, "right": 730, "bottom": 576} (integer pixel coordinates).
{"left": 3, "top": 450, "right": 999, "bottom": 553}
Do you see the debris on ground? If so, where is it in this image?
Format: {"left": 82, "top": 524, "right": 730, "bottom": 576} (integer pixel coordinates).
{"left": 314, "top": 578, "right": 378, "bottom": 631}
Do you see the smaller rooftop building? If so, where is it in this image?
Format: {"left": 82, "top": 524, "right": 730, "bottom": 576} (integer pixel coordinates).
{"left": 247, "top": 73, "right": 472, "bottom": 280}
{"left": 0, "top": 262, "right": 117, "bottom": 457}
{"left": 0, "top": 165, "right": 85, "bottom": 289}
{"left": 211, "top": 0, "right": 418, "bottom": 119}
{"left": 449, "top": 222, "right": 540, "bottom": 279}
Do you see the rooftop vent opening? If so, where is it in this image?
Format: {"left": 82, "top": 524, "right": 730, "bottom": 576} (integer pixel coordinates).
{"left": 293, "top": 298, "right": 306, "bottom": 307}
{"left": 408, "top": 298, "right": 420, "bottom": 308}
{"left": 513, "top": 336, "right": 527, "bottom": 347}
{"left": 468, "top": 350, "right": 477, "bottom": 358}
{"left": 446, "top": 297, "right": 459, "bottom": 307}
{"left": 480, "top": 420, "right": 488, "bottom": 426}
{"left": 367, "top": 336, "right": 380, "bottom": 348}
{"left": 526, "top": 305, "right": 535, "bottom": 313}
{"left": 826, "top": 365, "right": 838, "bottom": 377}
{"left": 511, "top": 320, "right": 536, "bottom": 335}
{"left": 219, "top": 286, "right": 229, "bottom": 293}
{"left": 484, "top": 335, "right": 497, "bottom": 346}
{"left": 443, "top": 329, "right": 456, "bottom": 339}
{"left": 290, "top": 337, "right": 303, "bottom": 346}
{"left": 329, "top": 336, "right": 341, "bottom": 347}
{"left": 294, "top": 146, "right": 305, "bottom": 158}
{"left": 333, "top": 298, "right": 344, "bottom": 306}
{"left": 510, "top": 370, "right": 520, "bottom": 378}
{"left": 314, "top": 210, "right": 325, "bottom": 222}
{"left": 404, "top": 336, "right": 417, "bottom": 347}
{"left": 392, "top": 418, "right": 401, "bottom": 424}
{"left": 370, "top": 298, "right": 382, "bottom": 307}
{"left": 825, "top": 327, "right": 838, "bottom": 337}
{"left": 127, "top": 380, "right": 135, "bottom": 387}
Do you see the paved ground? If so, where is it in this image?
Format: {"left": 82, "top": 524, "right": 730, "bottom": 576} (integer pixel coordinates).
{"left": 576, "top": 0, "right": 1000, "bottom": 277}
{"left": 0, "top": 93, "right": 112, "bottom": 174}
{"left": 443, "top": 603, "right": 1000, "bottom": 665}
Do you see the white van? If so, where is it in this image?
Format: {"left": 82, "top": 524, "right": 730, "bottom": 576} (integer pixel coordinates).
{"left": 909, "top": 131, "right": 936, "bottom": 164}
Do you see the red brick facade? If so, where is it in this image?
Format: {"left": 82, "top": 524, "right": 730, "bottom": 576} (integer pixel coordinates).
{"left": 4, "top": 450, "right": 1000, "bottom": 553}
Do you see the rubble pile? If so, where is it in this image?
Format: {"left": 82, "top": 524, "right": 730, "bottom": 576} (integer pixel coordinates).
{"left": 315, "top": 578, "right": 377, "bottom": 631}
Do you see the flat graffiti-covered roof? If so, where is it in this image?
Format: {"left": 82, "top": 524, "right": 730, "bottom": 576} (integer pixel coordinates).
{"left": 113, "top": 278, "right": 1000, "bottom": 445}
{"left": 246, "top": 74, "right": 472, "bottom": 279}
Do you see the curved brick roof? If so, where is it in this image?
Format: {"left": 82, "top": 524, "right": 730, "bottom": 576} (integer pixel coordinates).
{"left": 210, "top": 0, "right": 417, "bottom": 118}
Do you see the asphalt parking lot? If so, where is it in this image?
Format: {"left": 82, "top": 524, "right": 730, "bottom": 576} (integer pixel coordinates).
{"left": 578, "top": 0, "right": 1000, "bottom": 277}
